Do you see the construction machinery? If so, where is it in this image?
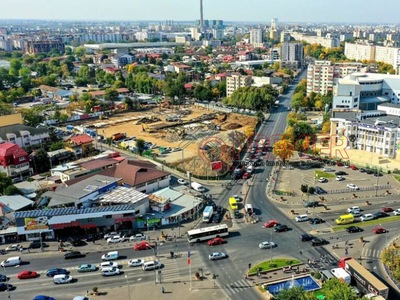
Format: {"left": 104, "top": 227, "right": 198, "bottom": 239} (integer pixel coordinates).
{"left": 142, "top": 124, "right": 156, "bottom": 133}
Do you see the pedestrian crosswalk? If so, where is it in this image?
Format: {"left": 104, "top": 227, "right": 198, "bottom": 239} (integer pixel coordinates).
{"left": 220, "top": 279, "right": 253, "bottom": 296}
{"left": 361, "top": 248, "right": 382, "bottom": 259}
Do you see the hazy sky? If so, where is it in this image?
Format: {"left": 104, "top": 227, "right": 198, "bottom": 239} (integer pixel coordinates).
{"left": 0, "top": 0, "right": 399, "bottom": 23}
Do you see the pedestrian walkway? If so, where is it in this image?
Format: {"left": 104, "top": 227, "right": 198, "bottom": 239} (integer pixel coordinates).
{"left": 221, "top": 279, "right": 254, "bottom": 296}
{"left": 362, "top": 248, "right": 383, "bottom": 259}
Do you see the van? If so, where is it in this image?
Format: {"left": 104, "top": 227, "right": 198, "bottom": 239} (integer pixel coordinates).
{"left": 142, "top": 260, "right": 161, "bottom": 271}
{"left": 1, "top": 256, "right": 21, "bottom": 267}
{"left": 191, "top": 182, "right": 205, "bottom": 192}
{"left": 335, "top": 214, "right": 354, "bottom": 225}
{"left": 53, "top": 274, "right": 73, "bottom": 284}
{"left": 331, "top": 268, "right": 351, "bottom": 284}
{"left": 101, "top": 251, "right": 119, "bottom": 261}
{"left": 229, "top": 198, "right": 238, "bottom": 210}
{"left": 320, "top": 269, "right": 334, "bottom": 282}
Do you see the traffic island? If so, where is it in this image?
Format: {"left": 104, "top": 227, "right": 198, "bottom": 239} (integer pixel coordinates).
{"left": 248, "top": 258, "right": 302, "bottom": 276}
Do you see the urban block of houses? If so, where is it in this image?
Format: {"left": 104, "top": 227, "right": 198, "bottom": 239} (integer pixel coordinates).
{"left": 111, "top": 53, "right": 135, "bottom": 68}
{"left": 0, "top": 143, "right": 32, "bottom": 178}
{"left": 65, "top": 134, "right": 94, "bottom": 157}
{"left": 0, "top": 124, "right": 49, "bottom": 148}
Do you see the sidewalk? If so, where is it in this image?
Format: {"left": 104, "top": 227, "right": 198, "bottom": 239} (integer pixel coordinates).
{"left": 92, "top": 277, "right": 227, "bottom": 300}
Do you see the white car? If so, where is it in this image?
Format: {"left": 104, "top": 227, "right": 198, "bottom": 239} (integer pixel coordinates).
{"left": 318, "top": 177, "right": 328, "bottom": 183}
{"left": 129, "top": 233, "right": 146, "bottom": 241}
{"left": 5, "top": 244, "right": 20, "bottom": 251}
{"left": 336, "top": 176, "right": 344, "bottom": 181}
{"left": 104, "top": 232, "right": 119, "bottom": 239}
{"left": 107, "top": 235, "right": 125, "bottom": 244}
{"left": 360, "top": 214, "right": 374, "bottom": 222}
{"left": 233, "top": 195, "right": 241, "bottom": 202}
{"left": 259, "top": 241, "right": 276, "bottom": 249}
{"left": 208, "top": 252, "right": 227, "bottom": 260}
{"left": 101, "top": 267, "right": 120, "bottom": 276}
{"left": 323, "top": 168, "right": 333, "bottom": 172}
{"left": 177, "top": 178, "right": 187, "bottom": 185}
{"left": 394, "top": 209, "right": 400, "bottom": 216}
{"left": 347, "top": 206, "right": 360, "bottom": 213}
{"left": 99, "top": 261, "right": 119, "bottom": 270}
{"left": 128, "top": 259, "right": 144, "bottom": 267}
{"left": 347, "top": 184, "right": 359, "bottom": 190}
{"left": 73, "top": 297, "right": 92, "bottom": 300}
{"left": 295, "top": 214, "right": 309, "bottom": 222}
{"left": 350, "top": 211, "right": 362, "bottom": 217}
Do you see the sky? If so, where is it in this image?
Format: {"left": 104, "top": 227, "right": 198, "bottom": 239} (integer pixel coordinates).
{"left": 0, "top": 0, "right": 399, "bottom": 23}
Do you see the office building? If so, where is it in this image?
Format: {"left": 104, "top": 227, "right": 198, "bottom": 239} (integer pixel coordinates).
{"left": 250, "top": 28, "right": 263, "bottom": 47}
{"left": 307, "top": 61, "right": 369, "bottom": 95}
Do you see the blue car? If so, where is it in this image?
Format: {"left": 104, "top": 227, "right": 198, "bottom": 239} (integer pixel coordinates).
{"left": 46, "top": 268, "right": 68, "bottom": 277}
{"left": 33, "top": 296, "right": 56, "bottom": 300}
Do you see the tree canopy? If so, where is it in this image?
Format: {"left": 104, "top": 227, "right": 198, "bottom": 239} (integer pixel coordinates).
{"left": 223, "top": 85, "right": 278, "bottom": 110}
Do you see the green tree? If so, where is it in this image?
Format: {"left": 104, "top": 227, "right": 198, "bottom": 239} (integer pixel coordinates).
{"left": 49, "top": 141, "right": 64, "bottom": 151}
{"left": 3, "top": 185, "right": 22, "bottom": 196}
{"left": 19, "top": 66, "right": 32, "bottom": 77}
{"left": 136, "top": 138, "right": 146, "bottom": 155}
{"left": 124, "top": 97, "right": 134, "bottom": 110}
{"left": 113, "top": 80, "right": 125, "bottom": 89}
{"left": 291, "top": 92, "right": 305, "bottom": 111}
{"left": 293, "top": 122, "right": 315, "bottom": 143}
{"left": 33, "top": 149, "right": 51, "bottom": 173}
{"left": 275, "top": 286, "right": 306, "bottom": 300}
{"left": 9, "top": 59, "right": 22, "bottom": 77}
{"left": 104, "top": 88, "right": 120, "bottom": 102}
{"left": 0, "top": 173, "right": 12, "bottom": 194}
{"left": 321, "top": 278, "right": 360, "bottom": 300}
{"left": 74, "top": 47, "right": 86, "bottom": 58}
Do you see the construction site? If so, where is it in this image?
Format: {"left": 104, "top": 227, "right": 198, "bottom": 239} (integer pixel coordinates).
{"left": 70, "top": 104, "right": 258, "bottom": 176}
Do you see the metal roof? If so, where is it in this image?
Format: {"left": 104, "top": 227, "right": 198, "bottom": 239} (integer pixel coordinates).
{"left": 14, "top": 204, "right": 135, "bottom": 219}
{"left": 0, "top": 195, "right": 34, "bottom": 213}
{"left": 99, "top": 186, "right": 148, "bottom": 204}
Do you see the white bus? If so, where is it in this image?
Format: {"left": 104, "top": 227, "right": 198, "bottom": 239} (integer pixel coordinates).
{"left": 187, "top": 224, "right": 229, "bottom": 243}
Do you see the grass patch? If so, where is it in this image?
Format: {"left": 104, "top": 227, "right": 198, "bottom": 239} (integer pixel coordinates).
{"left": 315, "top": 170, "right": 336, "bottom": 179}
{"left": 274, "top": 190, "right": 294, "bottom": 196}
{"left": 393, "top": 175, "right": 400, "bottom": 182}
{"left": 258, "top": 286, "right": 266, "bottom": 293}
{"left": 333, "top": 216, "right": 400, "bottom": 231}
{"left": 249, "top": 258, "right": 301, "bottom": 274}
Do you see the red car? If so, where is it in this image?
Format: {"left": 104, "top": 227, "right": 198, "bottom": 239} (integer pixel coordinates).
{"left": 134, "top": 242, "right": 152, "bottom": 251}
{"left": 264, "top": 220, "right": 279, "bottom": 228}
{"left": 381, "top": 207, "right": 393, "bottom": 213}
{"left": 242, "top": 172, "right": 250, "bottom": 179}
{"left": 17, "top": 271, "right": 38, "bottom": 279}
{"left": 350, "top": 165, "right": 357, "bottom": 170}
{"left": 373, "top": 227, "right": 387, "bottom": 234}
{"left": 336, "top": 162, "right": 343, "bottom": 166}
{"left": 208, "top": 238, "right": 225, "bottom": 246}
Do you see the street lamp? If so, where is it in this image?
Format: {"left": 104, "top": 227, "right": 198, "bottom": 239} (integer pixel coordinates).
{"left": 125, "top": 275, "right": 131, "bottom": 300}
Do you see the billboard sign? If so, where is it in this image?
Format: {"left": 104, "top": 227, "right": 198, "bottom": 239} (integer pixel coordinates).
{"left": 24, "top": 216, "right": 49, "bottom": 231}
{"left": 211, "top": 161, "right": 223, "bottom": 171}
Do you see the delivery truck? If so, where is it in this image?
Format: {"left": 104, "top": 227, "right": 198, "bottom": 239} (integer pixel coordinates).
{"left": 339, "top": 257, "right": 389, "bottom": 299}
{"left": 331, "top": 267, "right": 351, "bottom": 284}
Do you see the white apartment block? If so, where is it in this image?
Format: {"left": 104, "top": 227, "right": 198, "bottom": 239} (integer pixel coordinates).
{"left": 212, "top": 29, "right": 224, "bottom": 40}
{"left": 250, "top": 29, "right": 263, "bottom": 47}
{"left": 345, "top": 42, "right": 400, "bottom": 68}
{"left": 290, "top": 33, "right": 340, "bottom": 49}
{"left": 330, "top": 111, "right": 398, "bottom": 159}
{"left": 226, "top": 73, "right": 252, "bottom": 97}
{"left": 280, "top": 32, "right": 291, "bottom": 43}
{"left": 307, "top": 61, "right": 368, "bottom": 95}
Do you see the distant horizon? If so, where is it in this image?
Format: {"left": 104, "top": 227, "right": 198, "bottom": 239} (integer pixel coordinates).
{"left": 1, "top": 0, "right": 399, "bottom": 24}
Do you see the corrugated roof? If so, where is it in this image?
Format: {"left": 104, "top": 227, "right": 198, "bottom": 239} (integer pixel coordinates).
{"left": 14, "top": 204, "right": 135, "bottom": 219}
{"left": 99, "top": 186, "right": 148, "bottom": 204}
{"left": 0, "top": 195, "right": 34, "bottom": 213}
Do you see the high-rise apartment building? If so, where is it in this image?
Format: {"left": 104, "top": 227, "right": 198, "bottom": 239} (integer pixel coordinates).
{"left": 250, "top": 28, "right": 263, "bottom": 47}
{"left": 280, "top": 32, "right": 291, "bottom": 43}
{"left": 280, "top": 42, "right": 304, "bottom": 68}
{"left": 212, "top": 29, "right": 224, "bottom": 40}
{"left": 345, "top": 42, "right": 400, "bottom": 68}
{"left": 226, "top": 73, "right": 253, "bottom": 97}
{"left": 26, "top": 40, "right": 65, "bottom": 54}
{"left": 307, "top": 61, "right": 368, "bottom": 95}
{"left": 290, "top": 32, "right": 340, "bottom": 49}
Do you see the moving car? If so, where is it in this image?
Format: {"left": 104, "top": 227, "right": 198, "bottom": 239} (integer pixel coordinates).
{"left": 208, "top": 252, "right": 227, "bottom": 260}
{"left": 208, "top": 238, "right": 225, "bottom": 246}
{"left": 264, "top": 220, "right": 279, "bottom": 228}
{"left": 77, "top": 264, "right": 97, "bottom": 273}
{"left": 128, "top": 259, "right": 144, "bottom": 267}
{"left": 102, "top": 251, "right": 119, "bottom": 261}
{"left": 346, "top": 226, "right": 363, "bottom": 233}
{"left": 259, "top": 241, "right": 276, "bottom": 249}
{"left": 274, "top": 224, "right": 289, "bottom": 232}
{"left": 64, "top": 251, "right": 84, "bottom": 259}
{"left": 242, "top": 172, "right": 250, "bottom": 179}
{"left": 101, "top": 267, "right": 120, "bottom": 276}
{"left": 360, "top": 214, "right": 374, "bottom": 222}
{"left": 295, "top": 214, "right": 309, "bottom": 222}
{"left": 177, "top": 178, "right": 187, "bottom": 185}
{"left": 394, "top": 209, "right": 400, "bottom": 216}
{"left": 300, "top": 234, "right": 314, "bottom": 242}
{"left": 17, "top": 271, "right": 38, "bottom": 279}
{"left": 233, "top": 195, "right": 241, "bottom": 202}
{"left": 33, "top": 296, "right": 56, "bottom": 300}
{"left": 129, "top": 233, "right": 146, "bottom": 241}
{"left": 347, "top": 184, "right": 359, "bottom": 190}
{"left": 381, "top": 207, "right": 393, "bottom": 213}
{"left": 310, "top": 238, "right": 329, "bottom": 246}
{"left": 347, "top": 206, "right": 360, "bottom": 213}
{"left": 46, "top": 268, "right": 68, "bottom": 277}
{"left": 373, "top": 227, "right": 387, "bottom": 234}
{"left": 142, "top": 261, "right": 162, "bottom": 271}
{"left": 99, "top": 261, "right": 119, "bottom": 270}
{"left": 53, "top": 274, "right": 73, "bottom": 284}
{"left": 318, "top": 177, "right": 328, "bottom": 183}
{"left": 305, "top": 201, "right": 319, "bottom": 208}
{"left": 134, "top": 242, "right": 152, "bottom": 251}
{"left": 373, "top": 211, "right": 389, "bottom": 219}
{"left": 0, "top": 274, "right": 6, "bottom": 282}
{"left": 73, "top": 297, "right": 92, "bottom": 300}
{"left": 0, "top": 283, "right": 12, "bottom": 292}
{"left": 107, "top": 236, "right": 125, "bottom": 244}
{"left": 309, "top": 217, "right": 324, "bottom": 224}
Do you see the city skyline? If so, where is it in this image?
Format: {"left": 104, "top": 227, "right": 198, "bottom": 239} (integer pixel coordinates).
{"left": 0, "top": 0, "right": 400, "bottom": 23}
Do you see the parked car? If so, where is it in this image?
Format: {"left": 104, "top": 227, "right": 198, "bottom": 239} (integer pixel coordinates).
{"left": 129, "top": 233, "right": 146, "bottom": 241}
{"left": 33, "top": 296, "right": 56, "bottom": 300}
{"left": 242, "top": 172, "right": 250, "bottom": 179}
{"left": 69, "top": 237, "right": 85, "bottom": 247}
{"left": 107, "top": 236, "right": 125, "bottom": 244}
{"left": 208, "top": 238, "right": 225, "bottom": 246}
{"left": 336, "top": 176, "right": 345, "bottom": 181}
{"left": 310, "top": 238, "right": 329, "bottom": 247}
{"left": 264, "top": 220, "right": 280, "bottom": 228}
{"left": 259, "top": 241, "right": 276, "bottom": 249}
{"left": 17, "top": 271, "right": 38, "bottom": 279}
{"left": 128, "top": 259, "right": 144, "bottom": 267}
{"left": 208, "top": 252, "right": 227, "bottom": 260}
{"left": 134, "top": 242, "right": 152, "bottom": 251}
{"left": 64, "top": 251, "right": 84, "bottom": 259}
{"left": 381, "top": 207, "right": 393, "bottom": 213}
{"left": 335, "top": 171, "right": 347, "bottom": 176}
{"left": 46, "top": 268, "right": 68, "bottom": 277}
{"left": 360, "top": 214, "right": 374, "bottom": 222}
{"left": 336, "top": 162, "right": 343, "bottom": 166}
{"left": 373, "top": 212, "right": 389, "bottom": 219}
{"left": 29, "top": 241, "right": 48, "bottom": 249}
{"left": 212, "top": 213, "right": 220, "bottom": 223}
{"left": 350, "top": 165, "right": 358, "bottom": 170}
{"left": 104, "top": 232, "right": 119, "bottom": 239}
{"left": 373, "top": 227, "right": 387, "bottom": 234}
{"left": 0, "top": 283, "right": 13, "bottom": 292}
{"left": 77, "top": 264, "right": 97, "bottom": 273}
{"left": 305, "top": 201, "right": 319, "bottom": 208}
{"left": 346, "top": 226, "right": 363, "bottom": 233}
{"left": 295, "top": 214, "right": 309, "bottom": 222}
{"left": 314, "top": 186, "right": 327, "bottom": 195}
{"left": 0, "top": 274, "right": 7, "bottom": 282}
{"left": 318, "top": 177, "right": 328, "bottom": 183}
{"left": 274, "top": 224, "right": 289, "bottom": 232}
{"left": 233, "top": 210, "right": 241, "bottom": 218}
{"left": 300, "top": 234, "right": 314, "bottom": 242}
{"left": 177, "top": 178, "right": 187, "bottom": 185}
{"left": 5, "top": 244, "right": 20, "bottom": 251}
{"left": 347, "top": 184, "right": 359, "bottom": 190}
{"left": 309, "top": 217, "right": 324, "bottom": 224}
{"left": 374, "top": 172, "right": 383, "bottom": 177}
{"left": 366, "top": 169, "right": 374, "bottom": 174}
{"left": 73, "top": 297, "right": 92, "bottom": 300}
